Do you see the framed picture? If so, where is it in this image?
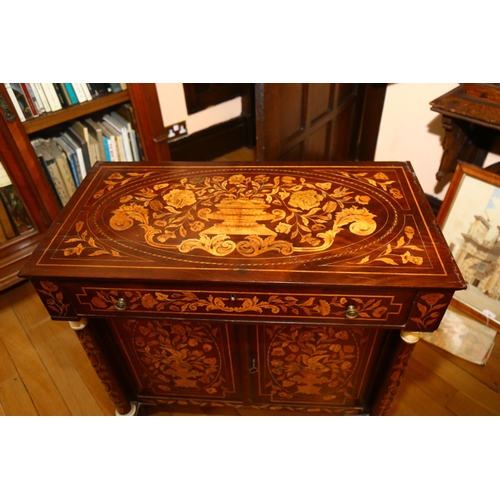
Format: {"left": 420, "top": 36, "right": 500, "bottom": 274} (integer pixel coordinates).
{"left": 438, "top": 162, "right": 500, "bottom": 332}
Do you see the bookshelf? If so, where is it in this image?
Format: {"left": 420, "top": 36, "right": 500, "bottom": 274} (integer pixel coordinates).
{"left": 24, "top": 91, "right": 131, "bottom": 134}
{"left": 0, "top": 83, "right": 171, "bottom": 291}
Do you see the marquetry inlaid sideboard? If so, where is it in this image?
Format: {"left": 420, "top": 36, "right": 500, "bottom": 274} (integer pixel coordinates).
{"left": 19, "top": 161, "right": 466, "bottom": 416}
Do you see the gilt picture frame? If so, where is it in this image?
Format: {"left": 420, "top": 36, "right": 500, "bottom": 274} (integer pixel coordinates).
{"left": 437, "top": 162, "right": 500, "bottom": 331}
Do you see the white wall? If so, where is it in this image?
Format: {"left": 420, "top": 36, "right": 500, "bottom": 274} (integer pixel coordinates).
{"left": 375, "top": 83, "right": 456, "bottom": 200}
{"left": 155, "top": 83, "right": 242, "bottom": 135}
{"left": 375, "top": 83, "right": 500, "bottom": 200}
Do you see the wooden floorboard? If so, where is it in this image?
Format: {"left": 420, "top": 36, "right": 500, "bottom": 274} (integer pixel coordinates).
{"left": 386, "top": 369, "right": 455, "bottom": 416}
{"left": 0, "top": 335, "right": 38, "bottom": 416}
{"left": 429, "top": 340, "right": 500, "bottom": 393}
{"left": 447, "top": 391, "right": 496, "bottom": 416}
{"left": 6, "top": 283, "right": 110, "bottom": 416}
{"left": 0, "top": 291, "right": 71, "bottom": 416}
{"left": 403, "top": 357, "right": 458, "bottom": 407}
{"left": 412, "top": 341, "right": 500, "bottom": 415}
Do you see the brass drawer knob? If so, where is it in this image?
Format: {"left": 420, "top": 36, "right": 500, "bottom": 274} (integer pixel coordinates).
{"left": 345, "top": 304, "right": 359, "bottom": 319}
{"left": 114, "top": 297, "right": 127, "bottom": 311}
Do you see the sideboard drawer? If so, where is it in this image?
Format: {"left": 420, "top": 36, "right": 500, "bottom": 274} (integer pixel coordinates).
{"left": 65, "top": 284, "right": 416, "bottom": 327}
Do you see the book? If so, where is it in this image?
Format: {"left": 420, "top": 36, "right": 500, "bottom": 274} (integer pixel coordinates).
{"left": 0, "top": 216, "right": 6, "bottom": 243}
{"left": 31, "top": 139, "right": 70, "bottom": 207}
{"left": 64, "top": 128, "right": 91, "bottom": 176}
{"left": 20, "top": 83, "right": 40, "bottom": 116}
{"left": 102, "top": 135, "right": 112, "bottom": 161}
{"left": 84, "top": 118, "right": 106, "bottom": 161}
{"left": 27, "top": 83, "right": 46, "bottom": 114}
{"left": 111, "top": 111, "right": 140, "bottom": 161}
{"left": 81, "top": 84, "right": 93, "bottom": 101}
{"left": 0, "top": 184, "right": 34, "bottom": 235}
{"left": 63, "top": 84, "right": 78, "bottom": 105}
{"left": 67, "top": 125, "right": 92, "bottom": 172}
{"left": 117, "top": 104, "right": 142, "bottom": 160}
{"left": 99, "top": 120, "right": 121, "bottom": 161}
{"left": 9, "top": 83, "right": 33, "bottom": 119}
{"left": 47, "top": 139, "right": 77, "bottom": 198}
{"left": 0, "top": 162, "right": 17, "bottom": 238}
{"left": 40, "top": 84, "right": 62, "bottom": 111}
{"left": 71, "top": 83, "right": 88, "bottom": 103}
{"left": 102, "top": 83, "right": 113, "bottom": 94}
{"left": 0, "top": 198, "right": 16, "bottom": 238}
{"left": 109, "top": 83, "right": 122, "bottom": 93}
{"left": 53, "top": 83, "right": 70, "bottom": 108}
{"left": 103, "top": 113, "right": 133, "bottom": 161}
{"left": 4, "top": 83, "right": 26, "bottom": 121}
{"left": 53, "top": 135, "right": 82, "bottom": 186}
{"left": 32, "top": 83, "right": 51, "bottom": 113}
{"left": 71, "top": 121, "right": 99, "bottom": 168}
{"left": 31, "top": 139, "right": 59, "bottom": 205}
{"left": 87, "top": 84, "right": 109, "bottom": 98}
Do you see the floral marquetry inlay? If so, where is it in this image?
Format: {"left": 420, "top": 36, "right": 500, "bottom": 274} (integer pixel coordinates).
{"left": 117, "top": 319, "right": 236, "bottom": 398}
{"left": 82, "top": 169, "right": 407, "bottom": 262}
{"left": 263, "top": 325, "right": 369, "bottom": 403}
{"left": 105, "top": 172, "right": 382, "bottom": 257}
{"left": 75, "top": 287, "right": 408, "bottom": 322}
{"left": 409, "top": 293, "right": 448, "bottom": 330}
{"left": 35, "top": 281, "right": 71, "bottom": 317}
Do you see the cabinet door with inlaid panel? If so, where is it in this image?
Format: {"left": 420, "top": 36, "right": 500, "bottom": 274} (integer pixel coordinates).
{"left": 105, "top": 318, "right": 244, "bottom": 404}
{"left": 249, "top": 323, "right": 388, "bottom": 411}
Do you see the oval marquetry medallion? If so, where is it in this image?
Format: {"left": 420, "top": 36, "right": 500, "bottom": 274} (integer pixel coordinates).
{"left": 93, "top": 167, "right": 398, "bottom": 264}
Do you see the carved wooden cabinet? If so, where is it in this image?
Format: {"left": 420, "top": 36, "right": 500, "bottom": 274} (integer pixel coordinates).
{"left": 20, "top": 161, "right": 466, "bottom": 416}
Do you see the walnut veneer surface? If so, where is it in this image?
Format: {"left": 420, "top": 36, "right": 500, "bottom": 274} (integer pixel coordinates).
{"left": 20, "top": 161, "right": 466, "bottom": 416}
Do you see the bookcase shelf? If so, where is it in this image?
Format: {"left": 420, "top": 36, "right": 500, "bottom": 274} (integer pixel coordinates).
{"left": 0, "top": 83, "right": 171, "bottom": 291}
{"left": 24, "top": 91, "right": 131, "bottom": 134}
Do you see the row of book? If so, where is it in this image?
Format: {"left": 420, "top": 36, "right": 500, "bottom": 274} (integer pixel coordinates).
{"left": 31, "top": 106, "right": 141, "bottom": 207}
{"left": 0, "top": 162, "right": 34, "bottom": 243}
{"left": 4, "top": 83, "right": 127, "bottom": 122}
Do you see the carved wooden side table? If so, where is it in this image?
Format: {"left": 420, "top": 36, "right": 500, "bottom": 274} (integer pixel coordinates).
{"left": 430, "top": 83, "right": 500, "bottom": 180}
{"left": 20, "top": 161, "right": 466, "bottom": 416}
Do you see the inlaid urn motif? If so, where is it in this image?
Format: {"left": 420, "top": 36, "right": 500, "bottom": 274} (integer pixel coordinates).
{"left": 201, "top": 197, "right": 278, "bottom": 236}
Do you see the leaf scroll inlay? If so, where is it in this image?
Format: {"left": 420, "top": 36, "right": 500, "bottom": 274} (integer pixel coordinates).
{"left": 131, "top": 320, "right": 227, "bottom": 396}
{"left": 105, "top": 172, "right": 381, "bottom": 257}
{"left": 80, "top": 288, "right": 403, "bottom": 321}
{"left": 266, "top": 325, "right": 365, "bottom": 401}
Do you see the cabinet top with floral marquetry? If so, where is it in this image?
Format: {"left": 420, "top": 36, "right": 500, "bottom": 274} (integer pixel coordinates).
{"left": 20, "top": 161, "right": 465, "bottom": 294}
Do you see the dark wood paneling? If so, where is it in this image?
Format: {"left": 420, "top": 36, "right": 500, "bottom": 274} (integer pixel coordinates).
{"left": 169, "top": 116, "right": 254, "bottom": 161}
{"left": 255, "top": 83, "right": 386, "bottom": 162}
{"left": 183, "top": 84, "right": 248, "bottom": 115}
{"left": 169, "top": 84, "right": 255, "bottom": 161}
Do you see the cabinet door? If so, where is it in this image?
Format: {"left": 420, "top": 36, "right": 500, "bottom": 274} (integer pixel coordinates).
{"left": 249, "top": 323, "right": 388, "bottom": 411}
{"left": 105, "top": 318, "right": 244, "bottom": 404}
